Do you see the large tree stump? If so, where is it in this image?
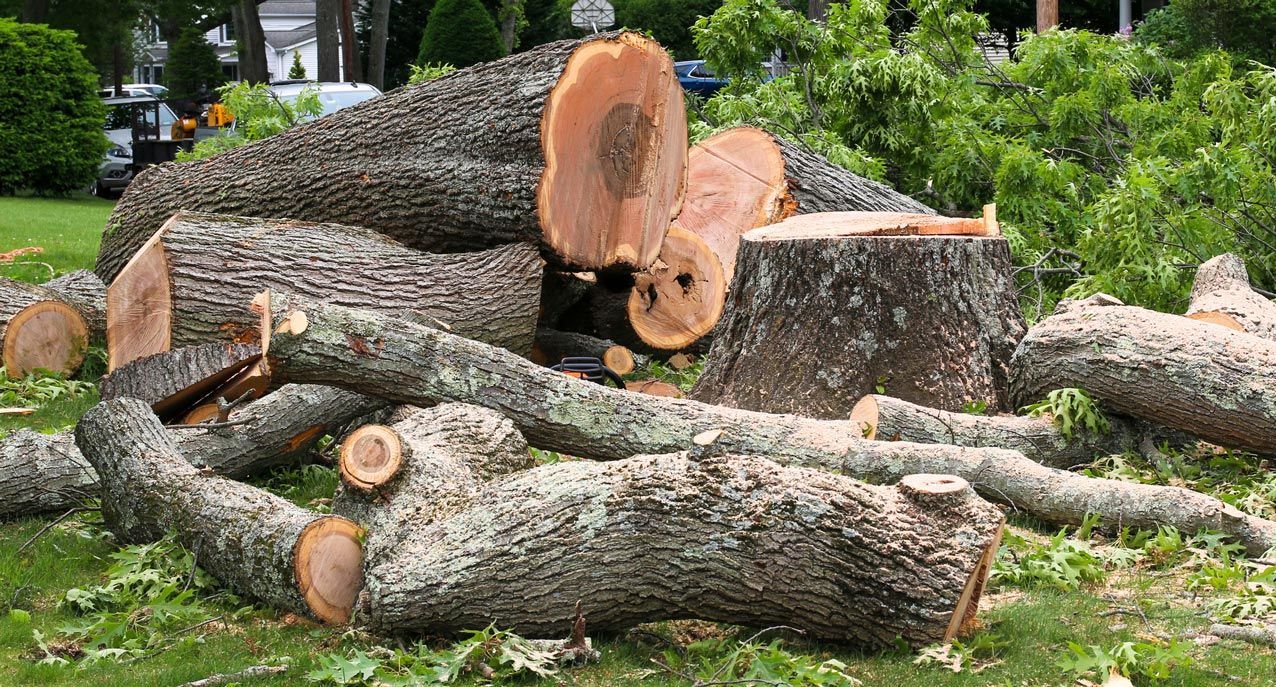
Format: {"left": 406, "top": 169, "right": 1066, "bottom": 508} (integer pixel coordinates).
{"left": 98, "top": 342, "right": 262, "bottom": 420}
{"left": 1185, "top": 253, "right": 1276, "bottom": 340}
{"left": 260, "top": 293, "right": 1276, "bottom": 555}
{"left": 106, "top": 212, "right": 542, "bottom": 370}
{"left": 0, "top": 277, "right": 88, "bottom": 377}
{"left": 76, "top": 398, "right": 365, "bottom": 624}
{"left": 676, "top": 127, "right": 935, "bottom": 281}
{"left": 690, "top": 212, "right": 1024, "bottom": 417}
{"left": 1010, "top": 296, "right": 1276, "bottom": 456}
{"left": 95, "top": 31, "right": 687, "bottom": 282}
{"left": 43, "top": 270, "right": 106, "bottom": 337}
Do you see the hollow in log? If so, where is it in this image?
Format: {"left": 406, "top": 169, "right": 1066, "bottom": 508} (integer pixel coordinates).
{"left": 1185, "top": 253, "right": 1276, "bottom": 340}
{"left": 0, "top": 277, "right": 88, "bottom": 377}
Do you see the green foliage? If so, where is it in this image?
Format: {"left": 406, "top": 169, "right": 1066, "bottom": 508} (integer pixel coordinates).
{"left": 1137, "top": 0, "right": 1276, "bottom": 66}
{"left": 289, "top": 51, "right": 307, "bottom": 80}
{"left": 615, "top": 0, "right": 721, "bottom": 59}
{"left": 305, "top": 626, "right": 560, "bottom": 684}
{"left": 913, "top": 634, "right": 1008, "bottom": 674}
{"left": 0, "top": 368, "right": 94, "bottom": 410}
{"left": 655, "top": 632, "right": 862, "bottom": 686}
{"left": 407, "top": 62, "right": 457, "bottom": 84}
{"left": 0, "top": 18, "right": 107, "bottom": 195}
{"left": 164, "top": 27, "right": 224, "bottom": 100}
{"left": 1022, "top": 388, "right": 1110, "bottom": 439}
{"left": 418, "top": 0, "right": 507, "bottom": 69}
{"left": 178, "top": 81, "right": 321, "bottom": 162}
{"left": 990, "top": 526, "right": 1125, "bottom": 591}
{"left": 1058, "top": 639, "right": 1194, "bottom": 682}
{"left": 625, "top": 356, "right": 705, "bottom": 392}
{"left": 1087, "top": 448, "right": 1276, "bottom": 520}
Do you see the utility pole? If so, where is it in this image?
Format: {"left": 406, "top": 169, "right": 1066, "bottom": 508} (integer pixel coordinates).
{"left": 1036, "top": 0, "right": 1058, "bottom": 33}
{"left": 1119, "top": 0, "right": 1133, "bottom": 33}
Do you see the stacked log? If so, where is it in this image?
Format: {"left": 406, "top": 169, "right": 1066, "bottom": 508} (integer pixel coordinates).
{"left": 98, "top": 342, "right": 262, "bottom": 420}
{"left": 0, "top": 277, "right": 89, "bottom": 377}
{"left": 42, "top": 270, "right": 106, "bottom": 337}
{"left": 95, "top": 31, "right": 687, "bottom": 283}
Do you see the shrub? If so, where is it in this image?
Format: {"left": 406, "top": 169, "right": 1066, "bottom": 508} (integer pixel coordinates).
{"left": 1136, "top": 0, "right": 1276, "bottom": 66}
{"left": 615, "top": 0, "right": 722, "bottom": 59}
{"left": 289, "top": 51, "right": 307, "bottom": 79}
{"left": 165, "top": 26, "right": 224, "bottom": 101}
{"left": 0, "top": 18, "right": 106, "bottom": 195}
{"left": 418, "top": 0, "right": 506, "bottom": 68}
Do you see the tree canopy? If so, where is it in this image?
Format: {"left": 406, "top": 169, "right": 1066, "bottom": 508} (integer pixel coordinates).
{"left": 418, "top": 0, "right": 507, "bottom": 68}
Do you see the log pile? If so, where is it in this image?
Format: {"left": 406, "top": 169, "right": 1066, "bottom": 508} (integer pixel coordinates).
{"left": 0, "top": 277, "right": 89, "bottom": 377}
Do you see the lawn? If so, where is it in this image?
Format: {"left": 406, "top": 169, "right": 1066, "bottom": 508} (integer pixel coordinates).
{"left": 0, "top": 196, "right": 1273, "bottom": 687}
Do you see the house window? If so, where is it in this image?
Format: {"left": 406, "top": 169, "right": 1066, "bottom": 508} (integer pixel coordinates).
{"left": 222, "top": 22, "right": 236, "bottom": 44}
{"left": 222, "top": 64, "right": 240, "bottom": 82}
{"left": 151, "top": 66, "right": 164, "bottom": 83}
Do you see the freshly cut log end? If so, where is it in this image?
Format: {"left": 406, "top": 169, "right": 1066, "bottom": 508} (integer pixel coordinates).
{"left": 625, "top": 379, "right": 684, "bottom": 398}
{"left": 1185, "top": 310, "right": 1244, "bottom": 331}
{"left": 1185, "top": 253, "right": 1276, "bottom": 340}
{"left": 0, "top": 278, "right": 89, "bottom": 378}
{"left": 106, "top": 228, "right": 171, "bottom": 371}
{"left": 339, "top": 425, "right": 404, "bottom": 491}
{"left": 539, "top": 32, "right": 687, "bottom": 271}
{"left": 294, "top": 517, "right": 365, "bottom": 625}
{"left": 626, "top": 227, "right": 726, "bottom": 350}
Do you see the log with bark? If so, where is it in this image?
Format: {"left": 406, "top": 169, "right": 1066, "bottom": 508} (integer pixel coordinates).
{"left": 106, "top": 212, "right": 543, "bottom": 370}
{"left": 532, "top": 327, "right": 643, "bottom": 376}
{"left": 98, "top": 342, "right": 262, "bottom": 420}
{"left": 1010, "top": 296, "right": 1276, "bottom": 456}
{"left": 690, "top": 212, "right": 1023, "bottom": 417}
{"left": 76, "top": 398, "right": 364, "bottom": 624}
{"left": 258, "top": 292, "right": 1276, "bottom": 554}
{"left": 676, "top": 127, "right": 935, "bottom": 281}
{"left": 0, "top": 277, "right": 89, "bottom": 377}
{"left": 95, "top": 31, "right": 687, "bottom": 282}
{"left": 357, "top": 453, "right": 1005, "bottom": 648}
{"left": 43, "top": 270, "right": 106, "bottom": 337}
{"left": 0, "top": 430, "right": 96, "bottom": 519}
{"left": 1185, "top": 253, "right": 1276, "bottom": 340}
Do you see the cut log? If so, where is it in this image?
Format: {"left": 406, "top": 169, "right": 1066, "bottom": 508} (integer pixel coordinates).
{"left": 625, "top": 379, "right": 684, "bottom": 397}
{"left": 0, "top": 430, "right": 96, "bottom": 519}
{"left": 107, "top": 212, "right": 543, "bottom": 370}
{"left": 357, "top": 452, "right": 1005, "bottom": 647}
{"left": 98, "top": 342, "right": 262, "bottom": 420}
{"left": 75, "top": 398, "right": 364, "bottom": 624}
{"left": 1185, "top": 253, "right": 1276, "bottom": 340}
{"left": 676, "top": 128, "right": 936, "bottom": 281}
{"left": 43, "top": 270, "right": 106, "bottom": 337}
{"left": 1009, "top": 298, "right": 1276, "bottom": 456}
{"left": 259, "top": 293, "right": 1276, "bottom": 554}
{"left": 851, "top": 394, "right": 1189, "bottom": 469}
{"left": 690, "top": 213, "right": 1024, "bottom": 417}
{"left": 1210, "top": 623, "right": 1276, "bottom": 648}
{"left": 532, "top": 327, "right": 642, "bottom": 375}
{"left": 95, "top": 31, "right": 687, "bottom": 282}
{"left": 0, "top": 277, "right": 88, "bottom": 377}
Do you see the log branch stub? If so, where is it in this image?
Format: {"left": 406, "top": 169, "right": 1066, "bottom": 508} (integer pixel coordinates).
{"left": 0, "top": 277, "right": 88, "bottom": 377}
{"left": 1185, "top": 253, "right": 1276, "bottom": 340}
{"left": 338, "top": 425, "right": 404, "bottom": 491}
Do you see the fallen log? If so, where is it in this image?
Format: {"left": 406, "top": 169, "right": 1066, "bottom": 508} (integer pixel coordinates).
{"left": 0, "top": 430, "right": 96, "bottom": 519}
{"left": 851, "top": 394, "right": 1189, "bottom": 469}
{"left": 691, "top": 212, "right": 1023, "bottom": 416}
{"left": 95, "top": 31, "right": 687, "bottom": 282}
{"left": 0, "top": 277, "right": 88, "bottom": 377}
{"left": 106, "top": 212, "right": 542, "bottom": 370}
{"left": 259, "top": 293, "right": 1276, "bottom": 554}
{"left": 1009, "top": 297, "right": 1276, "bottom": 456}
{"left": 43, "top": 270, "right": 106, "bottom": 337}
{"left": 1210, "top": 623, "right": 1276, "bottom": 648}
{"left": 1185, "top": 253, "right": 1276, "bottom": 340}
{"left": 76, "top": 398, "right": 364, "bottom": 624}
{"left": 358, "top": 453, "right": 1005, "bottom": 647}
{"left": 532, "top": 327, "right": 642, "bottom": 376}
{"left": 676, "top": 127, "right": 935, "bottom": 281}
{"left": 98, "top": 342, "right": 262, "bottom": 420}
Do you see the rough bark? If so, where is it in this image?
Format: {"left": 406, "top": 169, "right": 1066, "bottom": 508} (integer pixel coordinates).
{"left": 233, "top": 0, "right": 269, "bottom": 83}
{"left": 0, "top": 277, "right": 88, "bottom": 377}
{"left": 261, "top": 294, "right": 1276, "bottom": 555}
{"left": 106, "top": 212, "right": 542, "bottom": 370}
{"left": 43, "top": 270, "right": 106, "bottom": 337}
{"left": 1185, "top": 253, "right": 1276, "bottom": 340}
{"left": 98, "top": 342, "right": 262, "bottom": 420}
{"left": 358, "top": 454, "right": 1005, "bottom": 647}
{"left": 315, "top": 0, "right": 341, "bottom": 81}
{"left": 366, "top": 0, "right": 391, "bottom": 89}
{"left": 1009, "top": 298, "right": 1276, "bottom": 456}
{"left": 533, "top": 327, "right": 642, "bottom": 375}
{"left": 95, "top": 31, "right": 687, "bottom": 282}
{"left": 691, "top": 223, "right": 1024, "bottom": 416}
{"left": 1210, "top": 623, "right": 1276, "bottom": 648}
{"left": 0, "top": 430, "right": 96, "bottom": 519}
{"left": 851, "top": 394, "right": 1191, "bottom": 469}
{"left": 76, "top": 398, "right": 363, "bottom": 624}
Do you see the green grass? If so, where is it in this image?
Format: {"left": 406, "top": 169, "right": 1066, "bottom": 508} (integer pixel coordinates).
{"left": 0, "top": 193, "right": 114, "bottom": 283}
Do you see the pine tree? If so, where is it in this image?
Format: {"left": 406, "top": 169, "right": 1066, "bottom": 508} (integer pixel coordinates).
{"left": 288, "top": 51, "right": 307, "bottom": 79}
{"left": 165, "top": 26, "right": 224, "bottom": 100}
{"left": 417, "top": 0, "right": 506, "bottom": 69}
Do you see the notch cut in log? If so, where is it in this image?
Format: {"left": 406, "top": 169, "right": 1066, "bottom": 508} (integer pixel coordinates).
{"left": 1185, "top": 253, "right": 1276, "bottom": 340}
{"left": 106, "top": 212, "right": 543, "bottom": 370}
{"left": 0, "top": 277, "right": 88, "bottom": 377}
{"left": 95, "top": 31, "right": 687, "bottom": 282}
{"left": 532, "top": 327, "right": 642, "bottom": 376}
{"left": 676, "top": 127, "right": 935, "bottom": 280}
{"left": 76, "top": 398, "right": 364, "bottom": 624}
{"left": 98, "top": 342, "right": 262, "bottom": 421}
{"left": 692, "top": 213, "right": 1023, "bottom": 416}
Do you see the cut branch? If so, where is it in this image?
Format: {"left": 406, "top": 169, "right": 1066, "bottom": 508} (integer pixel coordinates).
{"left": 1185, "top": 253, "right": 1276, "bottom": 340}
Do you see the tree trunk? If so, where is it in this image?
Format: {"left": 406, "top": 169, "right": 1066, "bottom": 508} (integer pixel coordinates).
{"left": 75, "top": 398, "right": 364, "bottom": 624}
{"left": 357, "top": 452, "right": 1005, "bottom": 647}
{"left": 1210, "top": 624, "right": 1276, "bottom": 648}
{"left": 95, "top": 31, "right": 687, "bottom": 282}
{"left": 533, "top": 327, "right": 642, "bottom": 375}
{"left": 106, "top": 212, "right": 542, "bottom": 371}
{"left": 0, "top": 384, "right": 385, "bottom": 519}
{"left": 1037, "top": 0, "right": 1058, "bottom": 32}
{"left": 366, "top": 0, "right": 392, "bottom": 89}
{"left": 316, "top": 0, "right": 341, "bottom": 81}
{"left": 499, "top": 0, "right": 521, "bottom": 52}
{"left": 851, "top": 394, "right": 1190, "bottom": 469}
{"left": 99, "top": 342, "right": 262, "bottom": 420}
{"left": 0, "top": 277, "right": 88, "bottom": 378}
{"left": 339, "top": 0, "right": 362, "bottom": 81}
{"left": 678, "top": 128, "right": 935, "bottom": 281}
{"left": 233, "top": 1, "right": 269, "bottom": 83}
{"left": 1185, "top": 253, "right": 1276, "bottom": 340}
{"left": 43, "top": 270, "right": 106, "bottom": 338}
{"left": 691, "top": 214, "right": 1023, "bottom": 417}
{"left": 19, "top": 0, "right": 48, "bottom": 23}
{"left": 1010, "top": 297, "right": 1276, "bottom": 456}
{"left": 806, "top": 0, "right": 831, "bottom": 21}
{"left": 260, "top": 293, "right": 1276, "bottom": 555}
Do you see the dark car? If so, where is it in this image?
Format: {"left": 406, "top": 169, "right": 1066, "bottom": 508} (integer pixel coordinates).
{"left": 675, "top": 60, "right": 730, "bottom": 97}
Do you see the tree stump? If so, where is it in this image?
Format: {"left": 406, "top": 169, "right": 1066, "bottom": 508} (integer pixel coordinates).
{"left": 0, "top": 277, "right": 88, "bottom": 377}
{"left": 691, "top": 212, "right": 1024, "bottom": 417}
{"left": 95, "top": 31, "right": 687, "bottom": 282}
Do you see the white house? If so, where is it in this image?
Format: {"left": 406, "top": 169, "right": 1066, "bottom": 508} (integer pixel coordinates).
{"left": 135, "top": 0, "right": 349, "bottom": 86}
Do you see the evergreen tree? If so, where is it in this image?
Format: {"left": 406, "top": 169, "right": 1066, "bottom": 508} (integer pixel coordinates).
{"left": 288, "top": 51, "right": 307, "bottom": 79}
{"left": 165, "top": 26, "right": 223, "bottom": 99}
{"left": 418, "top": 0, "right": 506, "bottom": 68}
{"left": 614, "top": 0, "right": 722, "bottom": 58}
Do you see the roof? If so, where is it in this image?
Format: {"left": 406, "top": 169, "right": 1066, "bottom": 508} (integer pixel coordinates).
{"left": 259, "top": 1, "right": 317, "bottom": 16}
{"left": 265, "top": 22, "right": 317, "bottom": 50}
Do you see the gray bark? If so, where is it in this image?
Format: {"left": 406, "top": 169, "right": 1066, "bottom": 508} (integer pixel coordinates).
{"left": 261, "top": 294, "right": 1276, "bottom": 555}
{"left": 316, "top": 0, "right": 341, "bottom": 81}
{"left": 1186, "top": 253, "right": 1276, "bottom": 340}
{"left": 773, "top": 135, "right": 932, "bottom": 215}
{"left": 0, "top": 430, "right": 96, "bottom": 519}
{"left": 98, "top": 342, "right": 261, "bottom": 416}
{"left": 43, "top": 270, "right": 106, "bottom": 337}
{"left": 1210, "top": 623, "right": 1276, "bottom": 648}
{"left": 366, "top": 0, "right": 392, "bottom": 89}
{"left": 1010, "top": 298, "right": 1276, "bottom": 456}
{"left": 233, "top": 1, "right": 269, "bottom": 83}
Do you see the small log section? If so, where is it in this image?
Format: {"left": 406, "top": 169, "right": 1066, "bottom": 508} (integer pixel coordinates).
{"left": 0, "top": 430, "right": 96, "bottom": 519}
{"left": 95, "top": 31, "right": 687, "bottom": 282}
{"left": 43, "top": 270, "right": 107, "bottom": 337}
{"left": 532, "top": 327, "right": 642, "bottom": 376}
{"left": 676, "top": 127, "right": 935, "bottom": 281}
{"left": 260, "top": 293, "right": 1276, "bottom": 555}
{"left": 1185, "top": 253, "right": 1276, "bottom": 340}
{"left": 107, "top": 212, "right": 543, "bottom": 371}
{"left": 691, "top": 212, "right": 1023, "bottom": 417}
{"left": 76, "top": 398, "right": 364, "bottom": 624}
{"left": 358, "top": 453, "right": 1005, "bottom": 647}
{"left": 0, "top": 277, "right": 88, "bottom": 377}
{"left": 1010, "top": 298, "right": 1276, "bottom": 455}
{"left": 98, "top": 342, "right": 262, "bottom": 420}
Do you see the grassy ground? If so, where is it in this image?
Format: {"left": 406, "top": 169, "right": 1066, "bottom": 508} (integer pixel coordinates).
{"left": 0, "top": 196, "right": 1273, "bottom": 686}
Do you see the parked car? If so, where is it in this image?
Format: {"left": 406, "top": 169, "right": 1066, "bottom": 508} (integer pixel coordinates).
{"left": 268, "top": 80, "right": 382, "bottom": 119}
{"left": 93, "top": 95, "right": 179, "bottom": 196}
{"left": 98, "top": 83, "right": 169, "bottom": 99}
{"left": 675, "top": 60, "right": 730, "bottom": 97}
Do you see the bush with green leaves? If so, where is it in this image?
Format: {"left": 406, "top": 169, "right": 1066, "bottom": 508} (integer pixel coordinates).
{"left": 1136, "top": 0, "right": 1276, "bottom": 66}
{"left": 164, "top": 26, "right": 224, "bottom": 101}
{"left": 418, "top": 0, "right": 507, "bottom": 69}
{"left": 0, "top": 18, "right": 107, "bottom": 195}
{"left": 178, "top": 81, "right": 322, "bottom": 162}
